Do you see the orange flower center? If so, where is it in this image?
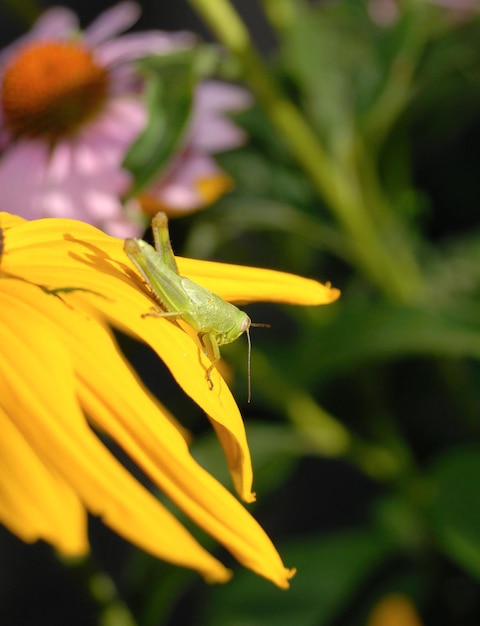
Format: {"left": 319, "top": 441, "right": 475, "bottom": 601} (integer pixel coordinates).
{"left": 1, "top": 41, "right": 109, "bottom": 141}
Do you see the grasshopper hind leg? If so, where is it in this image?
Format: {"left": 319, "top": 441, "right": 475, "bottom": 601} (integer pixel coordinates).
{"left": 141, "top": 307, "right": 183, "bottom": 320}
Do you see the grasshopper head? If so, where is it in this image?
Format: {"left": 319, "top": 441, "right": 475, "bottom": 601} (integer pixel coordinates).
{"left": 213, "top": 305, "right": 251, "bottom": 346}
{"left": 226, "top": 311, "right": 251, "bottom": 344}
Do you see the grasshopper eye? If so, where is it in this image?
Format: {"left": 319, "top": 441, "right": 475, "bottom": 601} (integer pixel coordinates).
{"left": 241, "top": 316, "right": 251, "bottom": 333}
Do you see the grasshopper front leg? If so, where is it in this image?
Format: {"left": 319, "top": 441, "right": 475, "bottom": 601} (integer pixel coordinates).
{"left": 151, "top": 212, "right": 179, "bottom": 274}
{"left": 198, "top": 331, "right": 221, "bottom": 390}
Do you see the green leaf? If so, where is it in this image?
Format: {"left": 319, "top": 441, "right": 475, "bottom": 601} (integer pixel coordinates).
{"left": 201, "top": 529, "right": 393, "bottom": 626}
{"left": 429, "top": 445, "right": 480, "bottom": 580}
{"left": 123, "top": 53, "right": 194, "bottom": 197}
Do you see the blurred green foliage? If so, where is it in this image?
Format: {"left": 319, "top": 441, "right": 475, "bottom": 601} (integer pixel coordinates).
{"left": 133, "top": 0, "right": 480, "bottom": 624}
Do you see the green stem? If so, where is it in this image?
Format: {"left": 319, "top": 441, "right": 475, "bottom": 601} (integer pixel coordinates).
{"left": 188, "top": 0, "right": 424, "bottom": 303}
{"left": 248, "top": 350, "right": 414, "bottom": 483}
{"left": 61, "top": 553, "right": 139, "bottom": 626}
{"left": 285, "top": 392, "right": 407, "bottom": 482}
{"left": 260, "top": 0, "right": 305, "bottom": 33}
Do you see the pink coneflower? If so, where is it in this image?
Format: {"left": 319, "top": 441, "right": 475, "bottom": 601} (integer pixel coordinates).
{"left": 0, "top": 2, "right": 193, "bottom": 237}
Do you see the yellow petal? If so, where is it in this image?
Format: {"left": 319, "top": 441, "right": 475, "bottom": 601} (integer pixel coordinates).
{"left": 196, "top": 172, "right": 233, "bottom": 205}
{"left": 0, "top": 404, "right": 88, "bottom": 556}
{"left": 62, "top": 309, "right": 295, "bottom": 588}
{"left": 0, "top": 281, "right": 232, "bottom": 583}
{"left": 177, "top": 257, "right": 341, "bottom": 305}
{"left": 1, "top": 212, "right": 26, "bottom": 229}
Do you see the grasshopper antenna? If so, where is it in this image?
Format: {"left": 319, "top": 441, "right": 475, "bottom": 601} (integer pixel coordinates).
{"left": 247, "top": 322, "right": 271, "bottom": 403}
{"left": 246, "top": 326, "right": 252, "bottom": 403}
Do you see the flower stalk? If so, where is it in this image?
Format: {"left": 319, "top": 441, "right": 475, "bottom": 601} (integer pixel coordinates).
{"left": 251, "top": 350, "right": 413, "bottom": 483}
{"left": 188, "top": 0, "right": 425, "bottom": 303}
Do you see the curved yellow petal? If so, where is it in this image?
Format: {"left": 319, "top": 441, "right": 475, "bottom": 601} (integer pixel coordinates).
{"left": 0, "top": 281, "right": 232, "bottom": 583}
{"left": 177, "top": 257, "right": 341, "bottom": 305}
{"left": 56, "top": 305, "right": 294, "bottom": 588}
{"left": 0, "top": 404, "right": 88, "bottom": 556}
{"left": 1, "top": 212, "right": 26, "bottom": 229}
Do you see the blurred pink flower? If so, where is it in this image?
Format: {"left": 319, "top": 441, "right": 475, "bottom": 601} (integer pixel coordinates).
{"left": 137, "top": 80, "right": 252, "bottom": 217}
{"left": 0, "top": 3, "right": 252, "bottom": 235}
{"left": 367, "top": 0, "right": 400, "bottom": 26}
{"left": 0, "top": 3, "right": 197, "bottom": 236}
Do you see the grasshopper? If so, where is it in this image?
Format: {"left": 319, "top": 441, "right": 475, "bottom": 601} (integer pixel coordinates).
{"left": 124, "top": 212, "right": 262, "bottom": 400}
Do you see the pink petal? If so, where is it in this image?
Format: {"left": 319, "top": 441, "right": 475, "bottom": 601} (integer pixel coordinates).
{"left": 95, "top": 31, "right": 195, "bottom": 67}
{"left": 82, "top": 99, "right": 146, "bottom": 156}
{"left": 84, "top": 2, "right": 141, "bottom": 47}
{"left": 30, "top": 7, "right": 79, "bottom": 39}
{"left": 149, "top": 153, "right": 220, "bottom": 210}
{"left": 192, "top": 115, "right": 248, "bottom": 153}
{"left": 106, "top": 65, "right": 143, "bottom": 96}
{"left": 0, "top": 142, "right": 48, "bottom": 219}
{"left": 0, "top": 7, "right": 78, "bottom": 67}
{"left": 104, "top": 221, "right": 143, "bottom": 238}
{"left": 42, "top": 143, "right": 79, "bottom": 219}
{"left": 191, "top": 81, "right": 252, "bottom": 152}
{"left": 34, "top": 98, "right": 145, "bottom": 230}
{"left": 196, "top": 80, "right": 253, "bottom": 115}
{"left": 84, "top": 187, "right": 127, "bottom": 220}
{"left": 44, "top": 138, "right": 130, "bottom": 222}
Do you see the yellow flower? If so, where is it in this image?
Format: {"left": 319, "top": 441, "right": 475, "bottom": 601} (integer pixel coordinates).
{"left": 368, "top": 593, "right": 423, "bottom": 626}
{"left": 0, "top": 211, "right": 339, "bottom": 587}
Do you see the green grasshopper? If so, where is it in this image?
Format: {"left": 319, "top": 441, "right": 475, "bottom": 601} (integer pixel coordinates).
{"left": 124, "top": 212, "right": 263, "bottom": 400}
